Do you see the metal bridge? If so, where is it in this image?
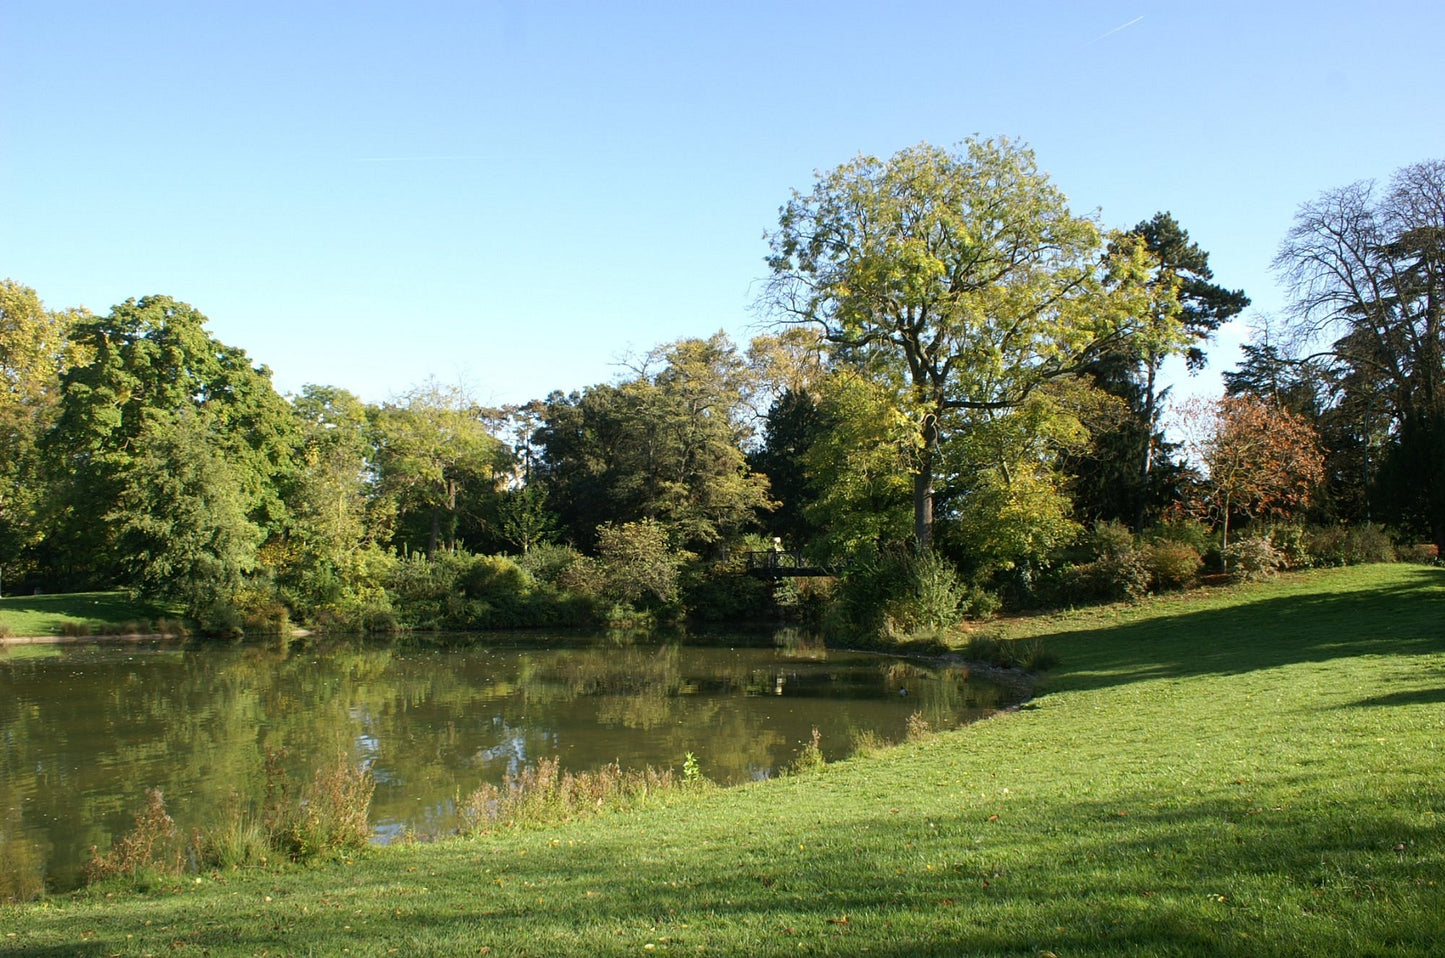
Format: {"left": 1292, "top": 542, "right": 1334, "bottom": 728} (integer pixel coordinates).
{"left": 743, "top": 550, "right": 839, "bottom": 578}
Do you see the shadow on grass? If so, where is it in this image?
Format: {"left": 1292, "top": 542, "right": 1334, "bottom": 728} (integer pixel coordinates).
{"left": 123, "top": 778, "right": 1443, "bottom": 957}
{"left": 1035, "top": 566, "right": 1445, "bottom": 696}
{"left": 1344, "top": 687, "right": 1445, "bottom": 708}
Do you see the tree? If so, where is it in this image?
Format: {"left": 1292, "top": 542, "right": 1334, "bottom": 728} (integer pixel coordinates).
{"left": 275, "top": 384, "right": 391, "bottom": 608}
{"left": 1073, "top": 214, "right": 1248, "bottom": 529}
{"left": 44, "top": 296, "right": 296, "bottom": 586}
{"left": 533, "top": 333, "right": 771, "bottom": 553}
{"left": 1176, "top": 396, "right": 1324, "bottom": 557}
{"left": 763, "top": 138, "right": 1162, "bottom": 551}
{"left": 369, "top": 380, "right": 510, "bottom": 557}
{"left": 0, "top": 280, "right": 80, "bottom": 588}
{"left": 1274, "top": 159, "right": 1445, "bottom": 550}
{"left": 109, "top": 408, "right": 261, "bottom": 619}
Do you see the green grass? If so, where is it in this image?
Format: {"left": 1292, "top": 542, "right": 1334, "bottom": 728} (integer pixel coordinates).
{"left": 5, "top": 564, "right": 1443, "bottom": 955}
{"left": 0, "top": 590, "right": 180, "bottom": 639}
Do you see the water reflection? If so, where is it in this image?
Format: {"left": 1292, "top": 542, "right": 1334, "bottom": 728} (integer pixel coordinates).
{"left": 0, "top": 631, "right": 1019, "bottom": 891}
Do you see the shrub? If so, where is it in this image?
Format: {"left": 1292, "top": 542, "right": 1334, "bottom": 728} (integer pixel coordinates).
{"left": 681, "top": 560, "right": 773, "bottom": 621}
{"left": 1145, "top": 517, "right": 1214, "bottom": 554}
{"left": 1397, "top": 542, "right": 1440, "bottom": 564}
{"left": 788, "top": 727, "right": 827, "bottom": 773}
{"left": 1089, "top": 520, "right": 1135, "bottom": 559}
{"left": 458, "top": 757, "right": 683, "bottom": 833}
{"left": 962, "top": 632, "right": 1057, "bottom": 671}
{"left": 838, "top": 549, "right": 970, "bottom": 640}
{"left": 1306, "top": 523, "right": 1395, "bottom": 567}
{"left": 1265, "top": 523, "right": 1312, "bottom": 570}
{"left": 1223, "top": 536, "right": 1284, "bottom": 582}
{"left": 276, "top": 760, "right": 375, "bottom": 861}
{"left": 84, "top": 789, "right": 186, "bottom": 885}
{"left": 1143, "top": 540, "right": 1202, "bottom": 591}
{"left": 516, "top": 542, "right": 581, "bottom": 583}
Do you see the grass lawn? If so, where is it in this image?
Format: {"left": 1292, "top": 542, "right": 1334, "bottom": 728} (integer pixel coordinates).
{"left": 0, "top": 591, "right": 180, "bottom": 639}
{"left": 4, "top": 564, "right": 1442, "bottom": 955}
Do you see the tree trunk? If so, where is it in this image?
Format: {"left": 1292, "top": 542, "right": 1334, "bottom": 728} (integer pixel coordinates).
{"left": 913, "top": 418, "right": 938, "bottom": 553}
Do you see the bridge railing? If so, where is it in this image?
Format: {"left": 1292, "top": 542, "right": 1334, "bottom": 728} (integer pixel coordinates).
{"left": 743, "top": 551, "right": 838, "bottom": 577}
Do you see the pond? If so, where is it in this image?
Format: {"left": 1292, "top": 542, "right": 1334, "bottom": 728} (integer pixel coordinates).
{"left": 0, "top": 630, "right": 1022, "bottom": 892}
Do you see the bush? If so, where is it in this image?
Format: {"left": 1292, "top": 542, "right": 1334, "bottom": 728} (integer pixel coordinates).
{"left": 458, "top": 756, "right": 684, "bottom": 832}
{"left": 276, "top": 761, "right": 375, "bottom": 861}
{"left": 837, "top": 549, "right": 972, "bottom": 639}
{"left": 84, "top": 789, "right": 186, "bottom": 885}
{"left": 516, "top": 542, "right": 582, "bottom": 583}
{"left": 1397, "top": 542, "right": 1440, "bottom": 564}
{"left": 1145, "top": 518, "right": 1214, "bottom": 555}
{"left": 1143, "top": 540, "right": 1202, "bottom": 591}
{"left": 681, "top": 559, "right": 773, "bottom": 621}
{"left": 963, "top": 632, "right": 1057, "bottom": 671}
{"left": 1089, "top": 520, "right": 1135, "bottom": 559}
{"left": 1306, "top": 523, "right": 1395, "bottom": 567}
{"left": 1223, "top": 536, "right": 1284, "bottom": 582}
{"left": 1264, "top": 524, "right": 1312, "bottom": 570}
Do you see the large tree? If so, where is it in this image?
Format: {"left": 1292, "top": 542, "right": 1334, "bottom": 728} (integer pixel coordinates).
{"left": 43, "top": 296, "right": 296, "bottom": 586}
{"left": 369, "top": 380, "right": 510, "bottom": 557}
{"left": 0, "top": 280, "right": 79, "bottom": 588}
{"left": 533, "top": 333, "right": 771, "bottom": 554}
{"left": 763, "top": 138, "right": 1163, "bottom": 551}
{"left": 1073, "top": 214, "right": 1248, "bottom": 529}
{"left": 1274, "top": 159, "right": 1445, "bottom": 549}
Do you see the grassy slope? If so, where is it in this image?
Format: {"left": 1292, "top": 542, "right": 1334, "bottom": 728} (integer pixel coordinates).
{"left": 0, "top": 591, "right": 177, "bottom": 638}
{"left": 5, "top": 565, "right": 1443, "bottom": 956}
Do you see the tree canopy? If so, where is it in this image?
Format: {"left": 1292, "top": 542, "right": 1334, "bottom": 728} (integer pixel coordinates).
{"left": 763, "top": 137, "right": 1165, "bottom": 551}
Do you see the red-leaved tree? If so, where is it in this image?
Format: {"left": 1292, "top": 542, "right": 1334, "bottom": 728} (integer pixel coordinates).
{"left": 1175, "top": 396, "right": 1325, "bottom": 557}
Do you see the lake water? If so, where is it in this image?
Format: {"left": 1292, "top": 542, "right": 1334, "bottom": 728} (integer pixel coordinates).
{"left": 0, "top": 631, "right": 1020, "bottom": 891}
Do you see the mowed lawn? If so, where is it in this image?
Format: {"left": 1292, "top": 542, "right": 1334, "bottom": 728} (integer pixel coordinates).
{"left": 5, "top": 564, "right": 1442, "bottom": 956}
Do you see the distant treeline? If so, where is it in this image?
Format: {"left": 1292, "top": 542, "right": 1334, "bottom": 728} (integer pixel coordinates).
{"left": 2, "top": 142, "right": 1440, "bottom": 637}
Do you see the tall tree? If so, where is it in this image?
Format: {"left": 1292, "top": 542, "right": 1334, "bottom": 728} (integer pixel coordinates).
{"left": 1274, "top": 159, "right": 1445, "bottom": 549}
{"left": 1072, "top": 214, "right": 1248, "bottom": 529}
{"left": 110, "top": 408, "right": 261, "bottom": 619}
{"left": 763, "top": 138, "right": 1162, "bottom": 551}
{"left": 533, "top": 333, "right": 771, "bottom": 553}
{"left": 0, "top": 280, "right": 80, "bottom": 587}
{"left": 44, "top": 296, "right": 295, "bottom": 586}
{"left": 369, "top": 380, "right": 510, "bottom": 557}
{"left": 276, "top": 384, "right": 390, "bottom": 606}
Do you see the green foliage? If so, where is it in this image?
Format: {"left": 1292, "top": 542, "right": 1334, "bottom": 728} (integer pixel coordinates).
{"left": 369, "top": 380, "right": 511, "bottom": 556}
{"left": 533, "top": 334, "right": 771, "bottom": 553}
{"left": 592, "top": 520, "right": 682, "bottom": 609}
{"left": 108, "top": 409, "right": 262, "bottom": 620}
{"left": 834, "top": 548, "right": 978, "bottom": 640}
{"left": 276, "top": 761, "right": 375, "bottom": 861}
{"left": 386, "top": 549, "right": 589, "bottom": 630}
{"left": 679, "top": 558, "right": 773, "bottom": 622}
{"left": 515, "top": 541, "right": 582, "bottom": 583}
{"left": 962, "top": 632, "right": 1058, "bottom": 672}
{"left": 787, "top": 727, "right": 827, "bottom": 774}
{"left": 766, "top": 137, "right": 1167, "bottom": 551}
{"left": 46, "top": 296, "right": 296, "bottom": 584}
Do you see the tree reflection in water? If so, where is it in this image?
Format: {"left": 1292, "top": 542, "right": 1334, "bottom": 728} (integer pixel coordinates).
{"left": 0, "top": 631, "right": 1019, "bottom": 890}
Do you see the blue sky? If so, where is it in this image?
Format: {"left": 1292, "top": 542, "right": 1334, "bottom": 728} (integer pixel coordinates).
{"left": 3, "top": 1, "right": 1442, "bottom": 410}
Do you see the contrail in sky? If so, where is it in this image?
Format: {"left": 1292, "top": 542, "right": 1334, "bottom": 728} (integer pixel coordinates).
{"left": 1088, "top": 15, "right": 1144, "bottom": 44}
{"left": 354, "top": 155, "right": 501, "bottom": 163}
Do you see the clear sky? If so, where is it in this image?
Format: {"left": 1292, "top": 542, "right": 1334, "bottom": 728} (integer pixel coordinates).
{"left": 3, "top": 1, "right": 1442, "bottom": 410}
